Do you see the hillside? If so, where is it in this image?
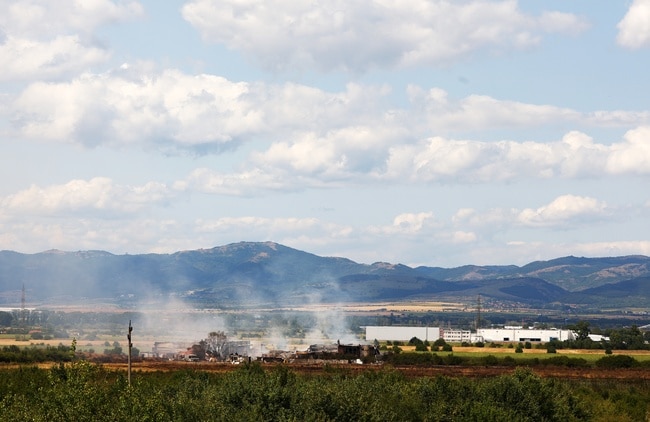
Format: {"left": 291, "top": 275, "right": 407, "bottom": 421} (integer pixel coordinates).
{"left": 1, "top": 242, "right": 649, "bottom": 309}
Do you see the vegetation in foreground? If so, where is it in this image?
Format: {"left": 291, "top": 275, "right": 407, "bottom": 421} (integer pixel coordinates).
{"left": 2, "top": 361, "right": 650, "bottom": 421}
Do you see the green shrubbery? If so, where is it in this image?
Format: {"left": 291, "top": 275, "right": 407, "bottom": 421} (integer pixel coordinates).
{"left": 0, "top": 344, "right": 73, "bottom": 363}
{"left": 2, "top": 363, "right": 649, "bottom": 420}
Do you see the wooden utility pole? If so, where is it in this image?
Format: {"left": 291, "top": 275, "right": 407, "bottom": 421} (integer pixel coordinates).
{"left": 127, "top": 320, "right": 133, "bottom": 386}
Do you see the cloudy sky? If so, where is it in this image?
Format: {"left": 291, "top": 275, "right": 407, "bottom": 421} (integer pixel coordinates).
{"left": 1, "top": 0, "right": 649, "bottom": 267}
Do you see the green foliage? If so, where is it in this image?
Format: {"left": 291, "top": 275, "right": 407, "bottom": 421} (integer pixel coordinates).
{"left": 409, "top": 336, "right": 428, "bottom": 351}
{"left": 432, "top": 338, "right": 447, "bottom": 347}
{"left": 595, "top": 354, "right": 638, "bottom": 369}
{"left": 608, "top": 325, "right": 647, "bottom": 350}
{"left": 3, "top": 363, "right": 650, "bottom": 420}
{"left": 0, "top": 344, "right": 73, "bottom": 363}
{"left": 415, "top": 343, "right": 428, "bottom": 352}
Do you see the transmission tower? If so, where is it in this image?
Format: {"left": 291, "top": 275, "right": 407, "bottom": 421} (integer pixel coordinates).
{"left": 475, "top": 294, "right": 482, "bottom": 331}
{"left": 21, "top": 283, "right": 26, "bottom": 326}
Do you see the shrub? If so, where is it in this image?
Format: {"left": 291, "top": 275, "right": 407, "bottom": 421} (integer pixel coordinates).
{"left": 482, "top": 355, "right": 499, "bottom": 366}
{"left": 415, "top": 343, "right": 428, "bottom": 352}
{"left": 595, "top": 355, "right": 638, "bottom": 369}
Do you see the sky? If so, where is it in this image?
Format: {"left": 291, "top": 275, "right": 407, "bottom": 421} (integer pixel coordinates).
{"left": 0, "top": 0, "right": 649, "bottom": 268}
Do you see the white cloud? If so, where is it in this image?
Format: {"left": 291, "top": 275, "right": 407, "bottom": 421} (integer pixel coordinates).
{"left": 0, "top": 218, "right": 185, "bottom": 254}
{"left": 9, "top": 69, "right": 395, "bottom": 150}
{"left": 606, "top": 126, "right": 650, "bottom": 174}
{"left": 182, "top": 0, "right": 588, "bottom": 72}
{"left": 450, "top": 231, "right": 477, "bottom": 244}
{"left": 9, "top": 71, "right": 650, "bottom": 156}
{"left": 179, "top": 127, "right": 650, "bottom": 195}
{"left": 0, "top": 35, "right": 110, "bottom": 82}
{"left": 1, "top": 0, "right": 143, "bottom": 37}
{"left": 617, "top": 0, "right": 650, "bottom": 49}
{"left": 368, "top": 212, "right": 438, "bottom": 236}
{"left": 11, "top": 68, "right": 263, "bottom": 148}
{"left": 0, "top": 0, "right": 144, "bottom": 81}
{"left": 383, "top": 129, "right": 650, "bottom": 184}
{"left": 517, "top": 194, "right": 608, "bottom": 227}
{"left": 1, "top": 177, "right": 173, "bottom": 216}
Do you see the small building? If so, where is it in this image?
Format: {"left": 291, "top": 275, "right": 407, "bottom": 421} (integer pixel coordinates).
{"left": 442, "top": 329, "right": 472, "bottom": 343}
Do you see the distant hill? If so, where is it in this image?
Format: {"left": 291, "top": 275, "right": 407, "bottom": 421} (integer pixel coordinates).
{"left": 1, "top": 242, "right": 649, "bottom": 309}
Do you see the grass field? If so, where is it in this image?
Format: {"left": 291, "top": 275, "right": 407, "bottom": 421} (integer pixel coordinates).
{"left": 397, "top": 345, "right": 650, "bottom": 361}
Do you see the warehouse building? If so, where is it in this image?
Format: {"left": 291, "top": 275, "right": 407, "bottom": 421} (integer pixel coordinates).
{"left": 365, "top": 325, "right": 576, "bottom": 344}
{"left": 476, "top": 327, "right": 575, "bottom": 343}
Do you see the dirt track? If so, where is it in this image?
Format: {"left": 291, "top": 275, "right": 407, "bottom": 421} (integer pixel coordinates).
{"left": 95, "top": 360, "right": 650, "bottom": 380}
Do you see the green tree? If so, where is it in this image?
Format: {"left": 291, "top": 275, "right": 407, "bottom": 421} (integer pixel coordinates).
{"left": 572, "top": 320, "right": 591, "bottom": 341}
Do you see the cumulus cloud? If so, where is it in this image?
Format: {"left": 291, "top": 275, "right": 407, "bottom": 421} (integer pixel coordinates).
{"left": 448, "top": 194, "right": 613, "bottom": 234}
{"left": 0, "top": 0, "right": 143, "bottom": 81}
{"left": 177, "top": 127, "right": 650, "bottom": 195}
{"left": 182, "top": 0, "right": 588, "bottom": 72}
{"left": 367, "top": 212, "right": 439, "bottom": 236}
{"left": 0, "top": 177, "right": 173, "bottom": 216}
{"left": 9, "top": 68, "right": 396, "bottom": 151}
{"left": 383, "top": 128, "right": 650, "bottom": 184}
{"left": 617, "top": 0, "right": 650, "bottom": 49}
{"left": 517, "top": 194, "right": 608, "bottom": 227}
{"left": 606, "top": 126, "right": 650, "bottom": 174}
{"left": 0, "top": 35, "right": 110, "bottom": 82}
{"left": 8, "top": 68, "right": 650, "bottom": 155}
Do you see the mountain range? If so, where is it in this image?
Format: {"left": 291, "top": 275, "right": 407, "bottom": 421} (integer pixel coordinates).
{"left": 1, "top": 242, "right": 649, "bottom": 309}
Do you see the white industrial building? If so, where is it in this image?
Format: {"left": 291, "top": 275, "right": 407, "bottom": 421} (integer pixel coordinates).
{"left": 364, "top": 326, "right": 441, "bottom": 342}
{"left": 365, "top": 325, "right": 576, "bottom": 344}
{"left": 476, "top": 327, "right": 575, "bottom": 343}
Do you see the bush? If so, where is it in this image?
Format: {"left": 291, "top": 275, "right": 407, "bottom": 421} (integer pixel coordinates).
{"left": 595, "top": 355, "right": 638, "bottom": 369}
{"left": 481, "top": 355, "right": 499, "bottom": 366}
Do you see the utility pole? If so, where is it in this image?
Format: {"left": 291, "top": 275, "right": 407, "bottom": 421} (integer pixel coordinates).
{"left": 127, "top": 320, "right": 133, "bottom": 386}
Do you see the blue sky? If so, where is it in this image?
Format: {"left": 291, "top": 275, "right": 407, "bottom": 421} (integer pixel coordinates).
{"left": 1, "top": 0, "right": 649, "bottom": 267}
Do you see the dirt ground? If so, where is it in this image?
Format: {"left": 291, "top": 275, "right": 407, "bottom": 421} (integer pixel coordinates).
{"left": 90, "top": 360, "right": 650, "bottom": 380}
{"left": 0, "top": 357, "right": 630, "bottom": 380}
{"left": 3, "top": 355, "right": 649, "bottom": 380}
